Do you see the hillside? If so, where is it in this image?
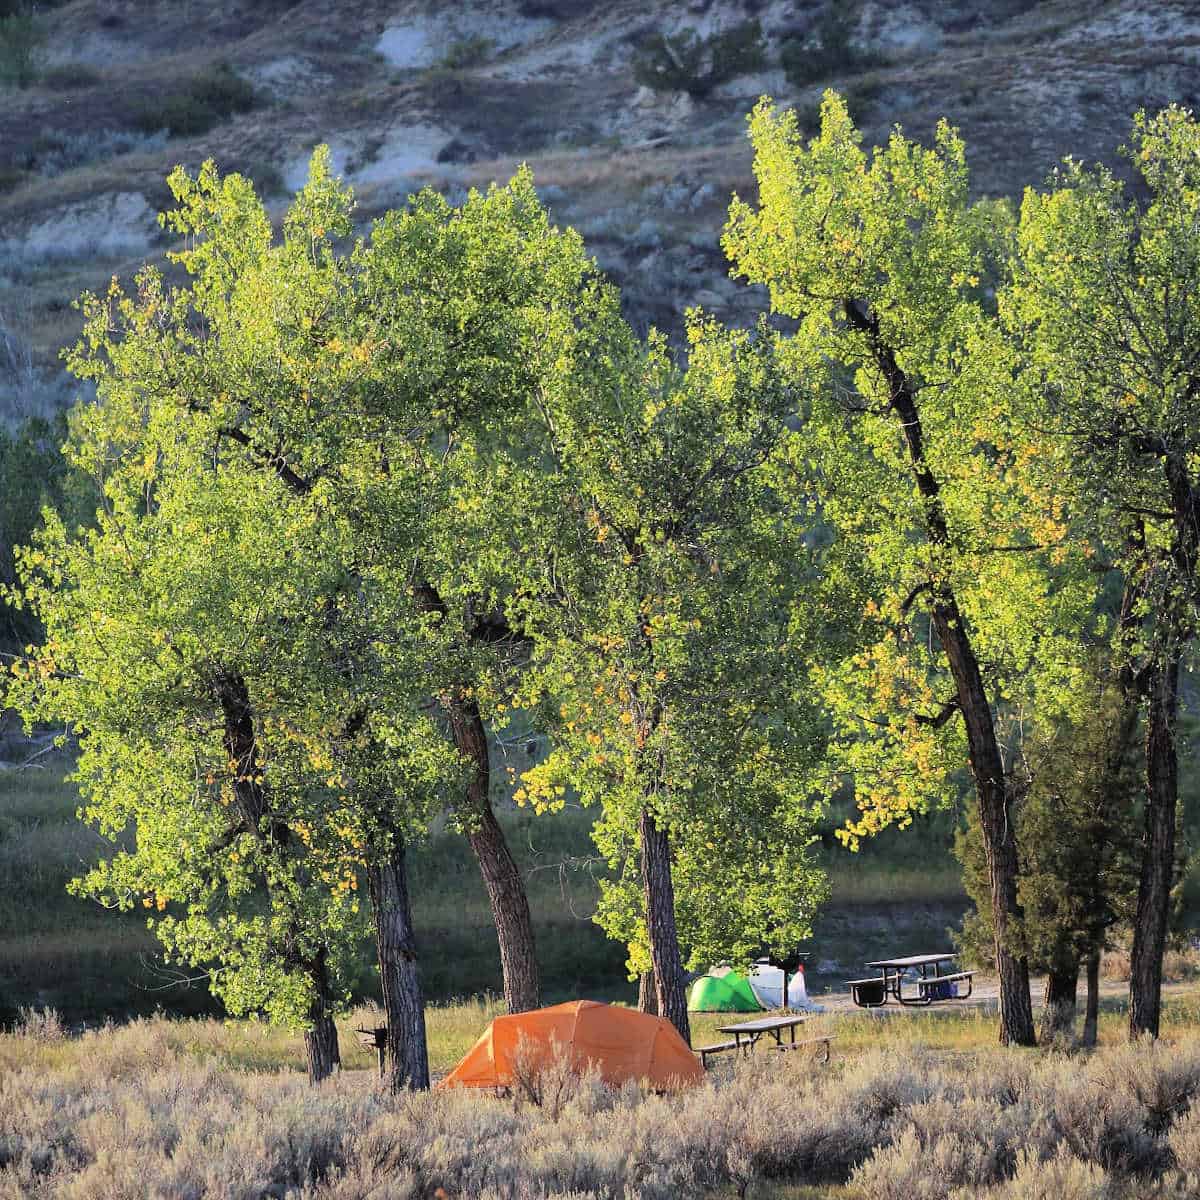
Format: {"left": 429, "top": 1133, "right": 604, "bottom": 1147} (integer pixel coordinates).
{"left": 1, "top": 0, "right": 1197, "bottom": 423}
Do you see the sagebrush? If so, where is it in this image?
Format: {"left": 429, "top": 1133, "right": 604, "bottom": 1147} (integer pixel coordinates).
{"left": 6, "top": 1018, "right": 1200, "bottom": 1197}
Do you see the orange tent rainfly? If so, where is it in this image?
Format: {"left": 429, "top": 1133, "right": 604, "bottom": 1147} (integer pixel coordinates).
{"left": 438, "top": 1000, "right": 703, "bottom": 1090}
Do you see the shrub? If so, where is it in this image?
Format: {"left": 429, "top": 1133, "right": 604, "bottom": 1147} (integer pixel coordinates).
{"left": 440, "top": 35, "right": 493, "bottom": 69}
{"left": 132, "top": 61, "right": 256, "bottom": 137}
{"left": 40, "top": 60, "right": 100, "bottom": 89}
{"left": 1031, "top": 1055, "right": 1168, "bottom": 1174}
{"left": 510, "top": 1032, "right": 606, "bottom": 1120}
{"left": 13, "top": 1005, "right": 66, "bottom": 1040}
{"left": 229, "top": 155, "right": 285, "bottom": 197}
{"left": 853, "top": 1126, "right": 994, "bottom": 1200}
{"left": 780, "top": 9, "right": 884, "bottom": 89}
{"left": 6, "top": 1021, "right": 1200, "bottom": 1196}
{"left": 32, "top": 127, "right": 167, "bottom": 176}
{"left": 1168, "top": 1102, "right": 1200, "bottom": 1173}
{"left": 1094, "top": 1038, "right": 1200, "bottom": 1136}
{"left": 632, "top": 19, "right": 765, "bottom": 98}
{"left": 189, "top": 60, "right": 256, "bottom": 114}
{"left": 794, "top": 85, "right": 872, "bottom": 135}
{"left": 984, "top": 1146, "right": 1116, "bottom": 1200}
{"left": 0, "top": 10, "right": 41, "bottom": 87}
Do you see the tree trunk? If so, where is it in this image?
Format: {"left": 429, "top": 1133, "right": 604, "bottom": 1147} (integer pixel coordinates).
{"left": 1040, "top": 963, "right": 1078, "bottom": 1043}
{"left": 639, "top": 805, "right": 690, "bottom": 1045}
{"left": 935, "top": 603, "right": 1036, "bottom": 1047}
{"left": 443, "top": 694, "right": 541, "bottom": 1014}
{"left": 844, "top": 300, "right": 1037, "bottom": 1048}
{"left": 304, "top": 1013, "right": 341, "bottom": 1084}
{"left": 412, "top": 577, "right": 541, "bottom": 1014}
{"left": 1082, "top": 951, "right": 1100, "bottom": 1048}
{"left": 1130, "top": 653, "right": 1181, "bottom": 1040}
{"left": 303, "top": 953, "right": 341, "bottom": 1085}
{"left": 366, "top": 836, "right": 430, "bottom": 1091}
{"left": 216, "top": 669, "right": 345, "bottom": 1080}
{"left": 637, "top": 970, "right": 659, "bottom": 1014}
{"left": 465, "top": 793, "right": 541, "bottom": 1015}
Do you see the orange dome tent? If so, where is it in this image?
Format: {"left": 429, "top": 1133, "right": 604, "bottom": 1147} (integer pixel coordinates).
{"left": 438, "top": 1000, "right": 703, "bottom": 1091}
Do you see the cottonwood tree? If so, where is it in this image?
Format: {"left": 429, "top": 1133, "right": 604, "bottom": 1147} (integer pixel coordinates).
{"left": 43, "top": 157, "right": 613, "bottom": 1078}
{"left": 6, "top": 155, "right": 565, "bottom": 1088}
{"left": 3, "top": 444, "right": 407, "bottom": 1083}
{"left": 47, "top": 163, "right": 453, "bottom": 1088}
{"left": 1005, "top": 105, "right": 1200, "bottom": 1038}
{"left": 956, "top": 662, "right": 1142, "bottom": 1045}
{"left": 152, "top": 154, "right": 618, "bottom": 1022}
{"left": 499, "top": 315, "right": 832, "bottom": 1043}
{"left": 348, "top": 173, "right": 618, "bottom": 1017}
{"left": 724, "top": 94, "right": 1092, "bottom": 1045}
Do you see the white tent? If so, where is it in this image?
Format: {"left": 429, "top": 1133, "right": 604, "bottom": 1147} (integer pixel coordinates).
{"left": 747, "top": 959, "right": 823, "bottom": 1011}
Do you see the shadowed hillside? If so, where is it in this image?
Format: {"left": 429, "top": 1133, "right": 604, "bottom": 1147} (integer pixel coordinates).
{"left": 1, "top": 0, "right": 1196, "bottom": 422}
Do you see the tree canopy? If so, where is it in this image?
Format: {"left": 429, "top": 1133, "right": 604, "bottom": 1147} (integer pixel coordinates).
{"left": 723, "top": 92, "right": 1100, "bottom": 1044}
{"left": 7, "top": 97, "right": 1200, "bottom": 1061}
{"left": 494, "top": 314, "right": 834, "bottom": 1033}
{"left": 1005, "top": 105, "right": 1200, "bottom": 1037}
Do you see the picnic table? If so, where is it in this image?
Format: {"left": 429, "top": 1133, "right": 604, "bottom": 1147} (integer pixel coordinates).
{"left": 697, "top": 1013, "right": 834, "bottom": 1068}
{"left": 848, "top": 953, "right": 974, "bottom": 1008}
{"left": 718, "top": 1012, "right": 808, "bottom": 1051}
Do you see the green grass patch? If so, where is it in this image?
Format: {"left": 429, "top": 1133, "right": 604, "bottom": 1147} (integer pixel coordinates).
{"left": 0, "top": 757, "right": 978, "bottom": 1022}
{"left": 14, "top": 987, "right": 1200, "bottom": 1081}
{"left": 0, "top": 759, "right": 630, "bottom": 1022}
{"left": 0, "top": 762, "right": 212, "bottom": 1024}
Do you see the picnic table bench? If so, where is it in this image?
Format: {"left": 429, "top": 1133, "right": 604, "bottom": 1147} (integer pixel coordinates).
{"left": 697, "top": 1014, "right": 835, "bottom": 1069}
{"left": 917, "top": 971, "right": 973, "bottom": 1001}
{"left": 355, "top": 1025, "right": 388, "bottom": 1076}
{"left": 850, "top": 953, "right": 974, "bottom": 1008}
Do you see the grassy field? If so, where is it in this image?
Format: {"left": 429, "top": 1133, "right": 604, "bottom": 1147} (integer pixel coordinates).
{"left": 11, "top": 756, "right": 1200, "bottom": 1197}
{"left": 0, "top": 757, "right": 634, "bottom": 1022}
{"left": 0, "top": 754, "right": 968, "bottom": 1024}
{"left": 9, "top": 999, "right": 1200, "bottom": 1198}
{"left": 44, "top": 984, "right": 1197, "bottom": 1083}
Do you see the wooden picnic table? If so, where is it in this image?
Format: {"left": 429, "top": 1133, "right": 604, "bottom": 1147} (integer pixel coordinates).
{"left": 699, "top": 1014, "right": 835, "bottom": 1068}
{"left": 717, "top": 1012, "right": 807, "bottom": 1051}
{"left": 856, "top": 952, "right": 971, "bottom": 1007}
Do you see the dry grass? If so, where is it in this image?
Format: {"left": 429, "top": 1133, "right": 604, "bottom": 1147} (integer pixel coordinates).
{"left": 8, "top": 1010, "right": 1200, "bottom": 1197}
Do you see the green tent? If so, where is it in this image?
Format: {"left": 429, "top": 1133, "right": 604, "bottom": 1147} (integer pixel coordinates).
{"left": 688, "top": 969, "right": 762, "bottom": 1013}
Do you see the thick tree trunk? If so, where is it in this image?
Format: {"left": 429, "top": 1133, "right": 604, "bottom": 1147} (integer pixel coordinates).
{"left": 1130, "top": 653, "right": 1181, "bottom": 1040}
{"left": 844, "top": 300, "right": 1036, "bottom": 1048}
{"left": 637, "top": 970, "right": 659, "bottom": 1014}
{"left": 448, "top": 693, "right": 540, "bottom": 1013}
{"left": 463, "top": 783, "right": 541, "bottom": 1014}
{"left": 639, "top": 805, "right": 690, "bottom": 1045}
{"left": 1040, "top": 963, "right": 1078, "bottom": 1043}
{"left": 303, "top": 953, "right": 341, "bottom": 1085}
{"left": 1082, "top": 951, "right": 1101, "bottom": 1048}
{"left": 304, "top": 1013, "right": 341, "bottom": 1084}
{"left": 366, "top": 836, "right": 430, "bottom": 1091}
